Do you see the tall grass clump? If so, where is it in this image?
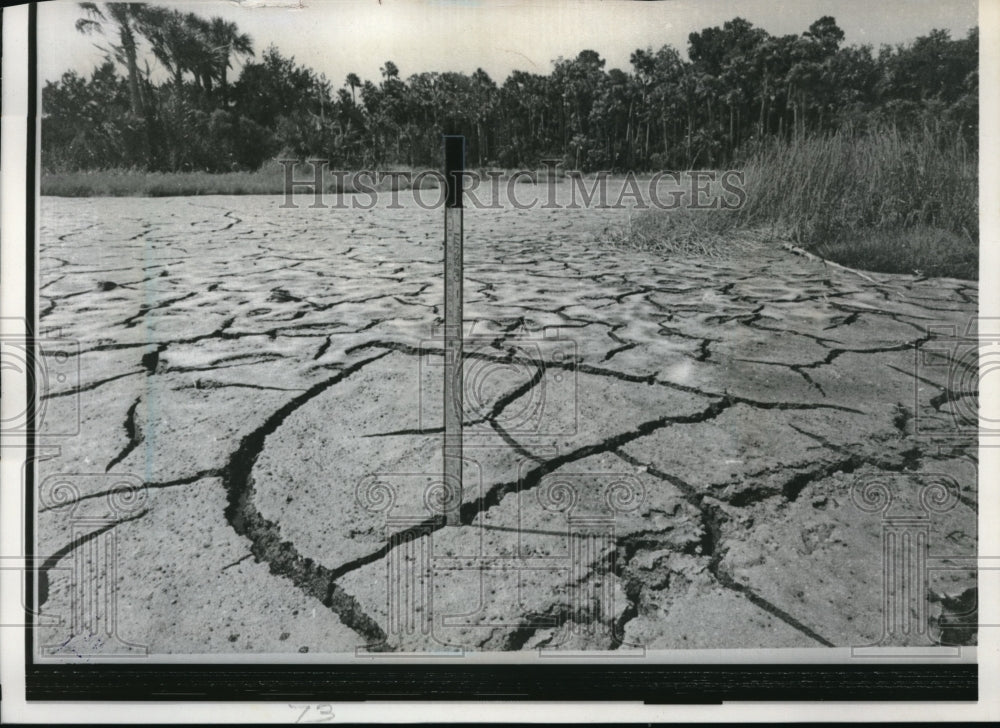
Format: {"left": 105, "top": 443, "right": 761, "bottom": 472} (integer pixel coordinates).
{"left": 738, "top": 126, "right": 977, "bottom": 243}
{"left": 617, "top": 125, "right": 978, "bottom": 279}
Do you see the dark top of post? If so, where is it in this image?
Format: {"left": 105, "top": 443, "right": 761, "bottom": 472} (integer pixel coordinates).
{"left": 443, "top": 135, "right": 465, "bottom": 209}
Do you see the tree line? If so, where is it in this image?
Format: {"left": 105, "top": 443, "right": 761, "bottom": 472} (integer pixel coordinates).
{"left": 43, "top": 3, "right": 978, "bottom": 173}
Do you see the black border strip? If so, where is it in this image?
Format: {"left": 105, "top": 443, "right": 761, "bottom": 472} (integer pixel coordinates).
{"left": 25, "top": 664, "right": 976, "bottom": 702}
{"left": 24, "top": 0, "right": 39, "bottom": 683}
{"left": 444, "top": 134, "right": 464, "bottom": 209}
{"left": 21, "top": 1, "right": 976, "bottom": 705}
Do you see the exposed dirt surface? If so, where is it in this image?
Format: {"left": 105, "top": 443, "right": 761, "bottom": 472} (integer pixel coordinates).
{"left": 35, "top": 191, "right": 977, "bottom": 656}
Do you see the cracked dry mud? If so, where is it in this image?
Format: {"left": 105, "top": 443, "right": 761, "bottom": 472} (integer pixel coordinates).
{"left": 36, "top": 188, "right": 977, "bottom": 656}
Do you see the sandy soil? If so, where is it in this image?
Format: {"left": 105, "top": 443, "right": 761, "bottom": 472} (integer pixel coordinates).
{"left": 34, "top": 190, "right": 977, "bottom": 656}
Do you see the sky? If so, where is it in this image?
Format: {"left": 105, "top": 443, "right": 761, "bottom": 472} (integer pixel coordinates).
{"left": 38, "top": 0, "right": 980, "bottom": 88}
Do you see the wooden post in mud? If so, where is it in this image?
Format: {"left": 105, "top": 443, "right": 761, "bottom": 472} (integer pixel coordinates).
{"left": 443, "top": 135, "right": 464, "bottom": 526}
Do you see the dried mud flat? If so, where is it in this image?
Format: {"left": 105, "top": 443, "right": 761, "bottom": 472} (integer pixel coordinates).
{"left": 35, "top": 191, "right": 977, "bottom": 656}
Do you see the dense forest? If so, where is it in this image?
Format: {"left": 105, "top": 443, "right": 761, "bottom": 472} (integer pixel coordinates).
{"left": 42, "top": 3, "right": 978, "bottom": 173}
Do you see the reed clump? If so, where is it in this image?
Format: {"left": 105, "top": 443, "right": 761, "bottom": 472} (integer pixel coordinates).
{"left": 614, "top": 126, "right": 978, "bottom": 280}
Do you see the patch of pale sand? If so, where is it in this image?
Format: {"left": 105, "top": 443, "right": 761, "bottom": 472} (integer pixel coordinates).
{"left": 655, "top": 353, "right": 837, "bottom": 403}
{"left": 715, "top": 463, "right": 977, "bottom": 647}
{"left": 589, "top": 337, "right": 707, "bottom": 377}
{"left": 651, "top": 354, "right": 699, "bottom": 382}
{"left": 37, "top": 479, "right": 364, "bottom": 657}
{"left": 555, "top": 312, "right": 709, "bottom": 370}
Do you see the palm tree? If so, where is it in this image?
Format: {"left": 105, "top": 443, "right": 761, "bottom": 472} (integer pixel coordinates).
{"left": 75, "top": 2, "right": 148, "bottom": 118}
{"left": 345, "top": 73, "right": 361, "bottom": 104}
{"left": 380, "top": 61, "right": 399, "bottom": 81}
{"left": 141, "top": 11, "right": 250, "bottom": 99}
{"left": 184, "top": 13, "right": 218, "bottom": 95}
{"left": 138, "top": 7, "right": 192, "bottom": 88}
{"left": 206, "top": 17, "right": 254, "bottom": 104}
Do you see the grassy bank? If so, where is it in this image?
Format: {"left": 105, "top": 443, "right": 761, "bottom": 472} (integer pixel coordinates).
{"left": 43, "top": 168, "right": 288, "bottom": 197}
{"left": 616, "top": 127, "right": 978, "bottom": 279}
{"left": 40, "top": 161, "right": 445, "bottom": 197}
{"left": 39, "top": 162, "right": 573, "bottom": 197}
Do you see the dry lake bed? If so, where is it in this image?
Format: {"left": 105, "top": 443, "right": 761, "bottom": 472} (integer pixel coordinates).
{"left": 34, "top": 189, "right": 977, "bottom": 656}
